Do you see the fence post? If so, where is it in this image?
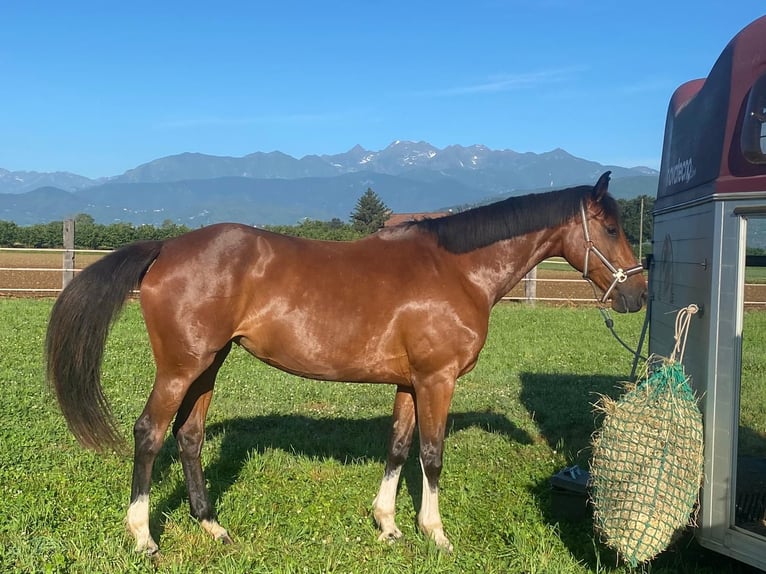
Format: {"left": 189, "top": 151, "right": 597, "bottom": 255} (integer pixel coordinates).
{"left": 62, "top": 219, "right": 75, "bottom": 289}
{"left": 524, "top": 265, "right": 537, "bottom": 305}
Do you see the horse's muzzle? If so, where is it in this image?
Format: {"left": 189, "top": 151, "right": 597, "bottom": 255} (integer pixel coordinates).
{"left": 611, "top": 287, "right": 647, "bottom": 313}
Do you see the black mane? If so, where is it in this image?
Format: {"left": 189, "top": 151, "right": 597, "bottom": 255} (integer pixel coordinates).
{"left": 410, "top": 184, "right": 619, "bottom": 254}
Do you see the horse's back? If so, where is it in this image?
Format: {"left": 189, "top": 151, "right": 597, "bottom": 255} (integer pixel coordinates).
{"left": 142, "top": 222, "right": 449, "bottom": 302}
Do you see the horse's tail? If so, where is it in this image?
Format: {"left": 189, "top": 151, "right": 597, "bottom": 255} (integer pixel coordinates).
{"left": 45, "top": 240, "right": 164, "bottom": 452}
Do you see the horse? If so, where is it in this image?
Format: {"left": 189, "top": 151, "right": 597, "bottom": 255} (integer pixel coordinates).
{"left": 45, "top": 171, "right": 646, "bottom": 555}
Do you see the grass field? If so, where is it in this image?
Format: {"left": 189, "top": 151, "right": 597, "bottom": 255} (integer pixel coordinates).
{"left": 0, "top": 299, "right": 764, "bottom": 573}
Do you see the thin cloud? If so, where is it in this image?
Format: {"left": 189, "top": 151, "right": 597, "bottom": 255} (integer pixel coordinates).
{"left": 411, "top": 67, "right": 584, "bottom": 98}
{"left": 617, "top": 77, "right": 674, "bottom": 95}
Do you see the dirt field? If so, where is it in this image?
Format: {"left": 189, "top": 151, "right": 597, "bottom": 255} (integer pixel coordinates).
{"left": 0, "top": 250, "right": 597, "bottom": 301}
{"left": 0, "top": 251, "right": 105, "bottom": 294}
{"left": 2, "top": 250, "right": 765, "bottom": 305}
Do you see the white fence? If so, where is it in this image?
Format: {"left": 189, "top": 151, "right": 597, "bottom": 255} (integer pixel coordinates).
{"left": 0, "top": 247, "right": 595, "bottom": 303}
{"left": 0, "top": 247, "right": 111, "bottom": 294}
{"left": 3, "top": 247, "right": 766, "bottom": 306}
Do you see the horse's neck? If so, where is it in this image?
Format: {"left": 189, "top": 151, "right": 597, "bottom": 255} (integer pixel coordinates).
{"left": 463, "top": 227, "right": 567, "bottom": 305}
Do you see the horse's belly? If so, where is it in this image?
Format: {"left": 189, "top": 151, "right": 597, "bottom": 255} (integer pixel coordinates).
{"left": 235, "top": 329, "right": 411, "bottom": 385}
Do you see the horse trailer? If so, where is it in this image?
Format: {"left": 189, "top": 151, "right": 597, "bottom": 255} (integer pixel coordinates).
{"left": 649, "top": 15, "right": 766, "bottom": 570}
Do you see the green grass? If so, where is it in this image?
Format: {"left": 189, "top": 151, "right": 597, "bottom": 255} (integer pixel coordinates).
{"left": 740, "top": 311, "right": 766, "bottom": 457}
{"left": 745, "top": 266, "right": 766, "bottom": 284}
{"left": 537, "top": 258, "right": 574, "bottom": 272}
{"left": 0, "top": 299, "right": 762, "bottom": 573}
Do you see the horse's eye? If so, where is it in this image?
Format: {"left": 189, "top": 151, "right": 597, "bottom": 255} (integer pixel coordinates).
{"left": 606, "top": 226, "right": 618, "bottom": 237}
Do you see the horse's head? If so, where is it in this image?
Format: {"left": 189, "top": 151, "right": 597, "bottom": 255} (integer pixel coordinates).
{"left": 563, "top": 172, "right": 647, "bottom": 313}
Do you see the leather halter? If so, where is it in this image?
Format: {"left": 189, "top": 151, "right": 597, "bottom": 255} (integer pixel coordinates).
{"left": 580, "top": 201, "right": 643, "bottom": 303}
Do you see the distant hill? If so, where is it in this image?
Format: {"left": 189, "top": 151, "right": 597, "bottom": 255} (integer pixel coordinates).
{"left": 0, "top": 168, "right": 97, "bottom": 195}
{"left": 0, "top": 141, "right": 658, "bottom": 226}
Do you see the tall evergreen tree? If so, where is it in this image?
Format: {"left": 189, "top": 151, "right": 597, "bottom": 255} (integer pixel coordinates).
{"left": 350, "top": 188, "right": 390, "bottom": 234}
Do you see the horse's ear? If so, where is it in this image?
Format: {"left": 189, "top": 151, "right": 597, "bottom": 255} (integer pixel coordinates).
{"left": 592, "top": 171, "right": 611, "bottom": 202}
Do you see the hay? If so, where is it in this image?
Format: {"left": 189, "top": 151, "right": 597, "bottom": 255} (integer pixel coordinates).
{"left": 590, "top": 357, "right": 704, "bottom": 566}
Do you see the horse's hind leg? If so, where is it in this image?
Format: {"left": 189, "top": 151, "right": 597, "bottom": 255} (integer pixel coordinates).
{"left": 172, "top": 343, "right": 232, "bottom": 544}
{"left": 128, "top": 385, "right": 180, "bottom": 555}
{"left": 127, "top": 350, "right": 224, "bottom": 554}
{"left": 373, "top": 386, "right": 417, "bottom": 542}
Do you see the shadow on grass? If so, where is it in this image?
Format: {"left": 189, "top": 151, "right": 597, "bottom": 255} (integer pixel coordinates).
{"left": 519, "top": 371, "right": 626, "bottom": 463}
{"left": 518, "top": 371, "right": 621, "bottom": 568}
{"left": 520, "top": 371, "right": 763, "bottom": 573}
{"left": 147, "top": 409, "right": 532, "bottom": 545}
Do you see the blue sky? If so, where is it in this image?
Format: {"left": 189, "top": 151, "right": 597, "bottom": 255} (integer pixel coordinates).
{"left": 1, "top": 2, "right": 764, "bottom": 179}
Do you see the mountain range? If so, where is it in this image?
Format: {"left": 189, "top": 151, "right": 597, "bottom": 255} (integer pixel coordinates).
{"left": 0, "top": 141, "right": 659, "bottom": 226}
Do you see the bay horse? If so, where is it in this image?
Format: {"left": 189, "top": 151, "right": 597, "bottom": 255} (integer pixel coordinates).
{"left": 45, "top": 171, "right": 646, "bottom": 555}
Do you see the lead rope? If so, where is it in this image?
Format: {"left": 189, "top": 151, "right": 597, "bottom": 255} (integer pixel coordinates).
{"left": 588, "top": 280, "right": 648, "bottom": 369}
{"left": 583, "top": 262, "right": 650, "bottom": 379}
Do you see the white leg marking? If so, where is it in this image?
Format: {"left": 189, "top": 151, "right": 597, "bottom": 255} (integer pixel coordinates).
{"left": 417, "top": 458, "right": 453, "bottom": 552}
{"left": 201, "top": 519, "right": 233, "bottom": 544}
{"left": 127, "top": 494, "right": 158, "bottom": 555}
{"left": 372, "top": 467, "right": 403, "bottom": 542}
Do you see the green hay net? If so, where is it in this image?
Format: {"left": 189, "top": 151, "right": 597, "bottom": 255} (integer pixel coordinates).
{"left": 590, "top": 308, "right": 704, "bottom": 566}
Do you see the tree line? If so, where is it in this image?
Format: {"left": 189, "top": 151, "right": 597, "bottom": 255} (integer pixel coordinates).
{"left": 616, "top": 195, "right": 654, "bottom": 255}
{"left": 0, "top": 215, "right": 196, "bottom": 249}
{"left": 0, "top": 190, "right": 653, "bottom": 253}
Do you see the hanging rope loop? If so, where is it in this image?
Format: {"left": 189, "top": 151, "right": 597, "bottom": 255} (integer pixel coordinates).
{"left": 670, "top": 304, "right": 699, "bottom": 364}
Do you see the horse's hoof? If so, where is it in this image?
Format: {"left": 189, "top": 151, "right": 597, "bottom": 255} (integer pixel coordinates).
{"left": 136, "top": 541, "right": 159, "bottom": 556}
{"left": 217, "top": 532, "right": 234, "bottom": 545}
{"left": 141, "top": 544, "right": 160, "bottom": 558}
{"left": 426, "top": 529, "right": 453, "bottom": 553}
{"left": 377, "top": 528, "right": 403, "bottom": 544}
{"left": 433, "top": 536, "right": 453, "bottom": 553}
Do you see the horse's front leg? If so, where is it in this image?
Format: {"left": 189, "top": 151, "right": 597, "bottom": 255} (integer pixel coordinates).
{"left": 414, "top": 376, "right": 455, "bottom": 552}
{"left": 373, "top": 386, "right": 417, "bottom": 542}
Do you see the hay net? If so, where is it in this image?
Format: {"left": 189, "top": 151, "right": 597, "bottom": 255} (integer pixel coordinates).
{"left": 589, "top": 305, "right": 704, "bottom": 566}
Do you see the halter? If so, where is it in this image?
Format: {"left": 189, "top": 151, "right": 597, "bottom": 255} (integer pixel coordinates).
{"left": 580, "top": 200, "right": 644, "bottom": 303}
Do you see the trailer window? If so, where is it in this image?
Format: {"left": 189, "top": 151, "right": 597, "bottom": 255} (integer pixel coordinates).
{"left": 736, "top": 216, "right": 766, "bottom": 537}
{"left": 742, "top": 74, "right": 766, "bottom": 164}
